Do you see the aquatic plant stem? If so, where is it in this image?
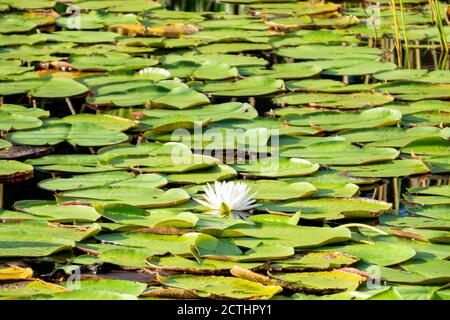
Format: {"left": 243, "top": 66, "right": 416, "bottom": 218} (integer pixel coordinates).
{"left": 0, "top": 183, "right": 3, "bottom": 209}
{"left": 398, "top": 0, "right": 411, "bottom": 68}
{"left": 338, "top": 223, "right": 389, "bottom": 236}
{"left": 429, "top": 0, "right": 449, "bottom": 64}
{"left": 65, "top": 98, "right": 76, "bottom": 115}
{"left": 415, "top": 40, "right": 421, "bottom": 69}
{"left": 391, "top": 0, "right": 403, "bottom": 68}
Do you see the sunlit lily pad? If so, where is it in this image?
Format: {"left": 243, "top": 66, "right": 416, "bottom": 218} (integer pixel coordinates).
{"left": 195, "top": 76, "right": 285, "bottom": 96}
{"left": 275, "top": 92, "right": 394, "bottom": 109}
{"left": 280, "top": 107, "right": 402, "bottom": 132}
{"left": 0, "top": 160, "right": 32, "bottom": 182}
{"left": 280, "top": 141, "right": 399, "bottom": 165}
{"left": 264, "top": 197, "right": 392, "bottom": 220}
{"left": 159, "top": 274, "right": 282, "bottom": 299}
{"left": 231, "top": 157, "right": 319, "bottom": 178}
{"left": 277, "top": 45, "right": 382, "bottom": 60}
{"left": 39, "top": 172, "right": 167, "bottom": 191}
{"left": 57, "top": 186, "right": 190, "bottom": 208}
{"left": 13, "top": 200, "right": 101, "bottom": 222}
{"left": 336, "top": 159, "right": 430, "bottom": 178}
{"left": 271, "top": 269, "right": 366, "bottom": 292}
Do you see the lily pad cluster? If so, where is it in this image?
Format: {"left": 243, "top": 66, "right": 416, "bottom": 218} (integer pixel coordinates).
{"left": 0, "top": 0, "right": 449, "bottom": 301}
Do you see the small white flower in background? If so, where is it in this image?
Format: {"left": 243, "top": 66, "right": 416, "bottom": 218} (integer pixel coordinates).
{"left": 138, "top": 67, "right": 154, "bottom": 75}
{"left": 194, "top": 181, "right": 260, "bottom": 218}
{"left": 137, "top": 67, "right": 171, "bottom": 77}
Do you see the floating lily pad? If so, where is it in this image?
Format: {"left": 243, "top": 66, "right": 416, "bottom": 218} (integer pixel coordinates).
{"left": 98, "top": 205, "right": 198, "bottom": 230}
{"left": 167, "top": 165, "right": 237, "bottom": 185}
{"left": 57, "top": 186, "right": 190, "bottom": 208}
{"left": 338, "top": 126, "right": 446, "bottom": 148}
{"left": 7, "top": 122, "right": 129, "bottom": 147}
{"left": 336, "top": 160, "right": 430, "bottom": 178}
{"left": 240, "top": 180, "right": 317, "bottom": 200}
{"left": 232, "top": 157, "right": 319, "bottom": 178}
{"left": 13, "top": 200, "right": 101, "bottom": 222}
{"left": 0, "top": 160, "right": 32, "bottom": 182}
{"left": 280, "top": 141, "right": 399, "bottom": 165}
{"left": 318, "top": 243, "right": 416, "bottom": 266}
{"left": 271, "top": 252, "right": 359, "bottom": 271}
{"left": 275, "top": 92, "right": 394, "bottom": 109}
{"left": 264, "top": 197, "right": 392, "bottom": 220}
{"left": 159, "top": 274, "right": 282, "bottom": 299}
{"left": 31, "top": 78, "right": 89, "bottom": 98}
{"left": 39, "top": 172, "right": 167, "bottom": 191}
{"left": 271, "top": 269, "right": 366, "bottom": 292}
{"left": 226, "top": 223, "right": 351, "bottom": 249}
{"left": 195, "top": 76, "right": 284, "bottom": 96}
{"left": 280, "top": 107, "right": 402, "bottom": 132}
{"left": 277, "top": 45, "right": 382, "bottom": 60}
{"left": 70, "top": 53, "right": 158, "bottom": 72}
{"left": 147, "top": 255, "right": 264, "bottom": 274}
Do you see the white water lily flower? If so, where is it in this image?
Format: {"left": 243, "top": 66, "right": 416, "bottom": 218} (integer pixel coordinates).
{"left": 194, "top": 181, "right": 260, "bottom": 217}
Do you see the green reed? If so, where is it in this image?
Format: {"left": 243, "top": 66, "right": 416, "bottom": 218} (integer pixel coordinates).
{"left": 398, "top": 0, "right": 411, "bottom": 68}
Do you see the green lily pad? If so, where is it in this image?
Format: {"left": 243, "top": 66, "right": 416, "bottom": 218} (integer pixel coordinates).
{"left": 0, "top": 109, "right": 43, "bottom": 131}
{"left": 405, "top": 195, "right": 450, "bottom": 206}
{"left": 227, "top": 224, "right": 351, "bottom": 249}
{"left": 94, "top": 232, "right": 214, "bottom": 257}
{"left": 0, "top": 139, "right": 11, "bottom": 150}
{"left": 60, "top": 114, "right": 137, "bottom": 132}
{"left": 39, "top": 172, "right": 167, "bottom": 191}
{"left": 159, "top": 274, "right": 282, "bottom": 299}
{"left": 147, "top": 255, "right": 264, "bottom": 273}
{"left": 401, "top": 137, "right": 449, "bottom": 156}
{"left": 271, "top": 269, "right": 366, "bottom": 292}
{"left": 231, "top": 157, "right": 319, "bottom": 178}
{"left": 192, "top": 61, "right": 239, "bottom": 80}
{"left": 88, "top": 82, "right": 210, "bottom": 109}
{"left": 280, "top": 107, "right": 402, "bottom": 132}
{"left": 408, "top": 185, "right": 450, "bottom": 197}
{"left": 57, "top": 186, "right": 190, "bottom": 208}
{"left": 70, "top": 53, "right": 158, "bottom": 72}
{"left": 99, "top": 204, "right": 198, "bottom": 229}
{"left": 0, "top": 280, "right": 66, "bottom": 298}
{"left": 162, "top": 52, "right": 268, "bottom": 67}
{"left": 264, "top": 197, "right": 392, "bottom": 220}
{"left": 46, "top": 31, "right": 120, "bottom": 44}
{"left": 280, "top": 141, "right": 399, "bottom": 165}
{"left": 380, "top": 214, "right": 450, "bottom": 231}
{"left": 275, "top": 92, "right": 394, "bottom": 109}
{"left": 196, "top": 76, "right": 284, "bottom": 96}
{"left": 0, "top": 221, "right": 99, "bottom": 257}
{"left": 240, "top": 63, "right": 321, "bottom": 80}
{"left": 168, "top": 165, "right": 237, "bottom": 185}
{"left": 241, "top": 180, "right": 317, "bottom": 200}
{"left": 338, "top": 126, "right": 446, "bottom": 148}
{"left": 277, "top": 45, "right": 382, "bottom": 60}
{"left": 0, "top": 160, "right": 33, "bottom": 181}
{"left": 408, "top": 205, "right": 449, "bottom": 221}
{"left": 377, "top": 82, "right": 450, "bottom": 101}
{"left": 30, "top": 78, "right": 88, "bottom": 98}
{"left": 271, "top": 252, "right": 359, "bottom": 271}
{"left": 336, "top": 159, "right": 430, "bottom": 178}
{"left": 318, "top": 243, "right": 416, "bottom": 266}
{"left": 13, "top": 200, "right": 101, "bottom": 222}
